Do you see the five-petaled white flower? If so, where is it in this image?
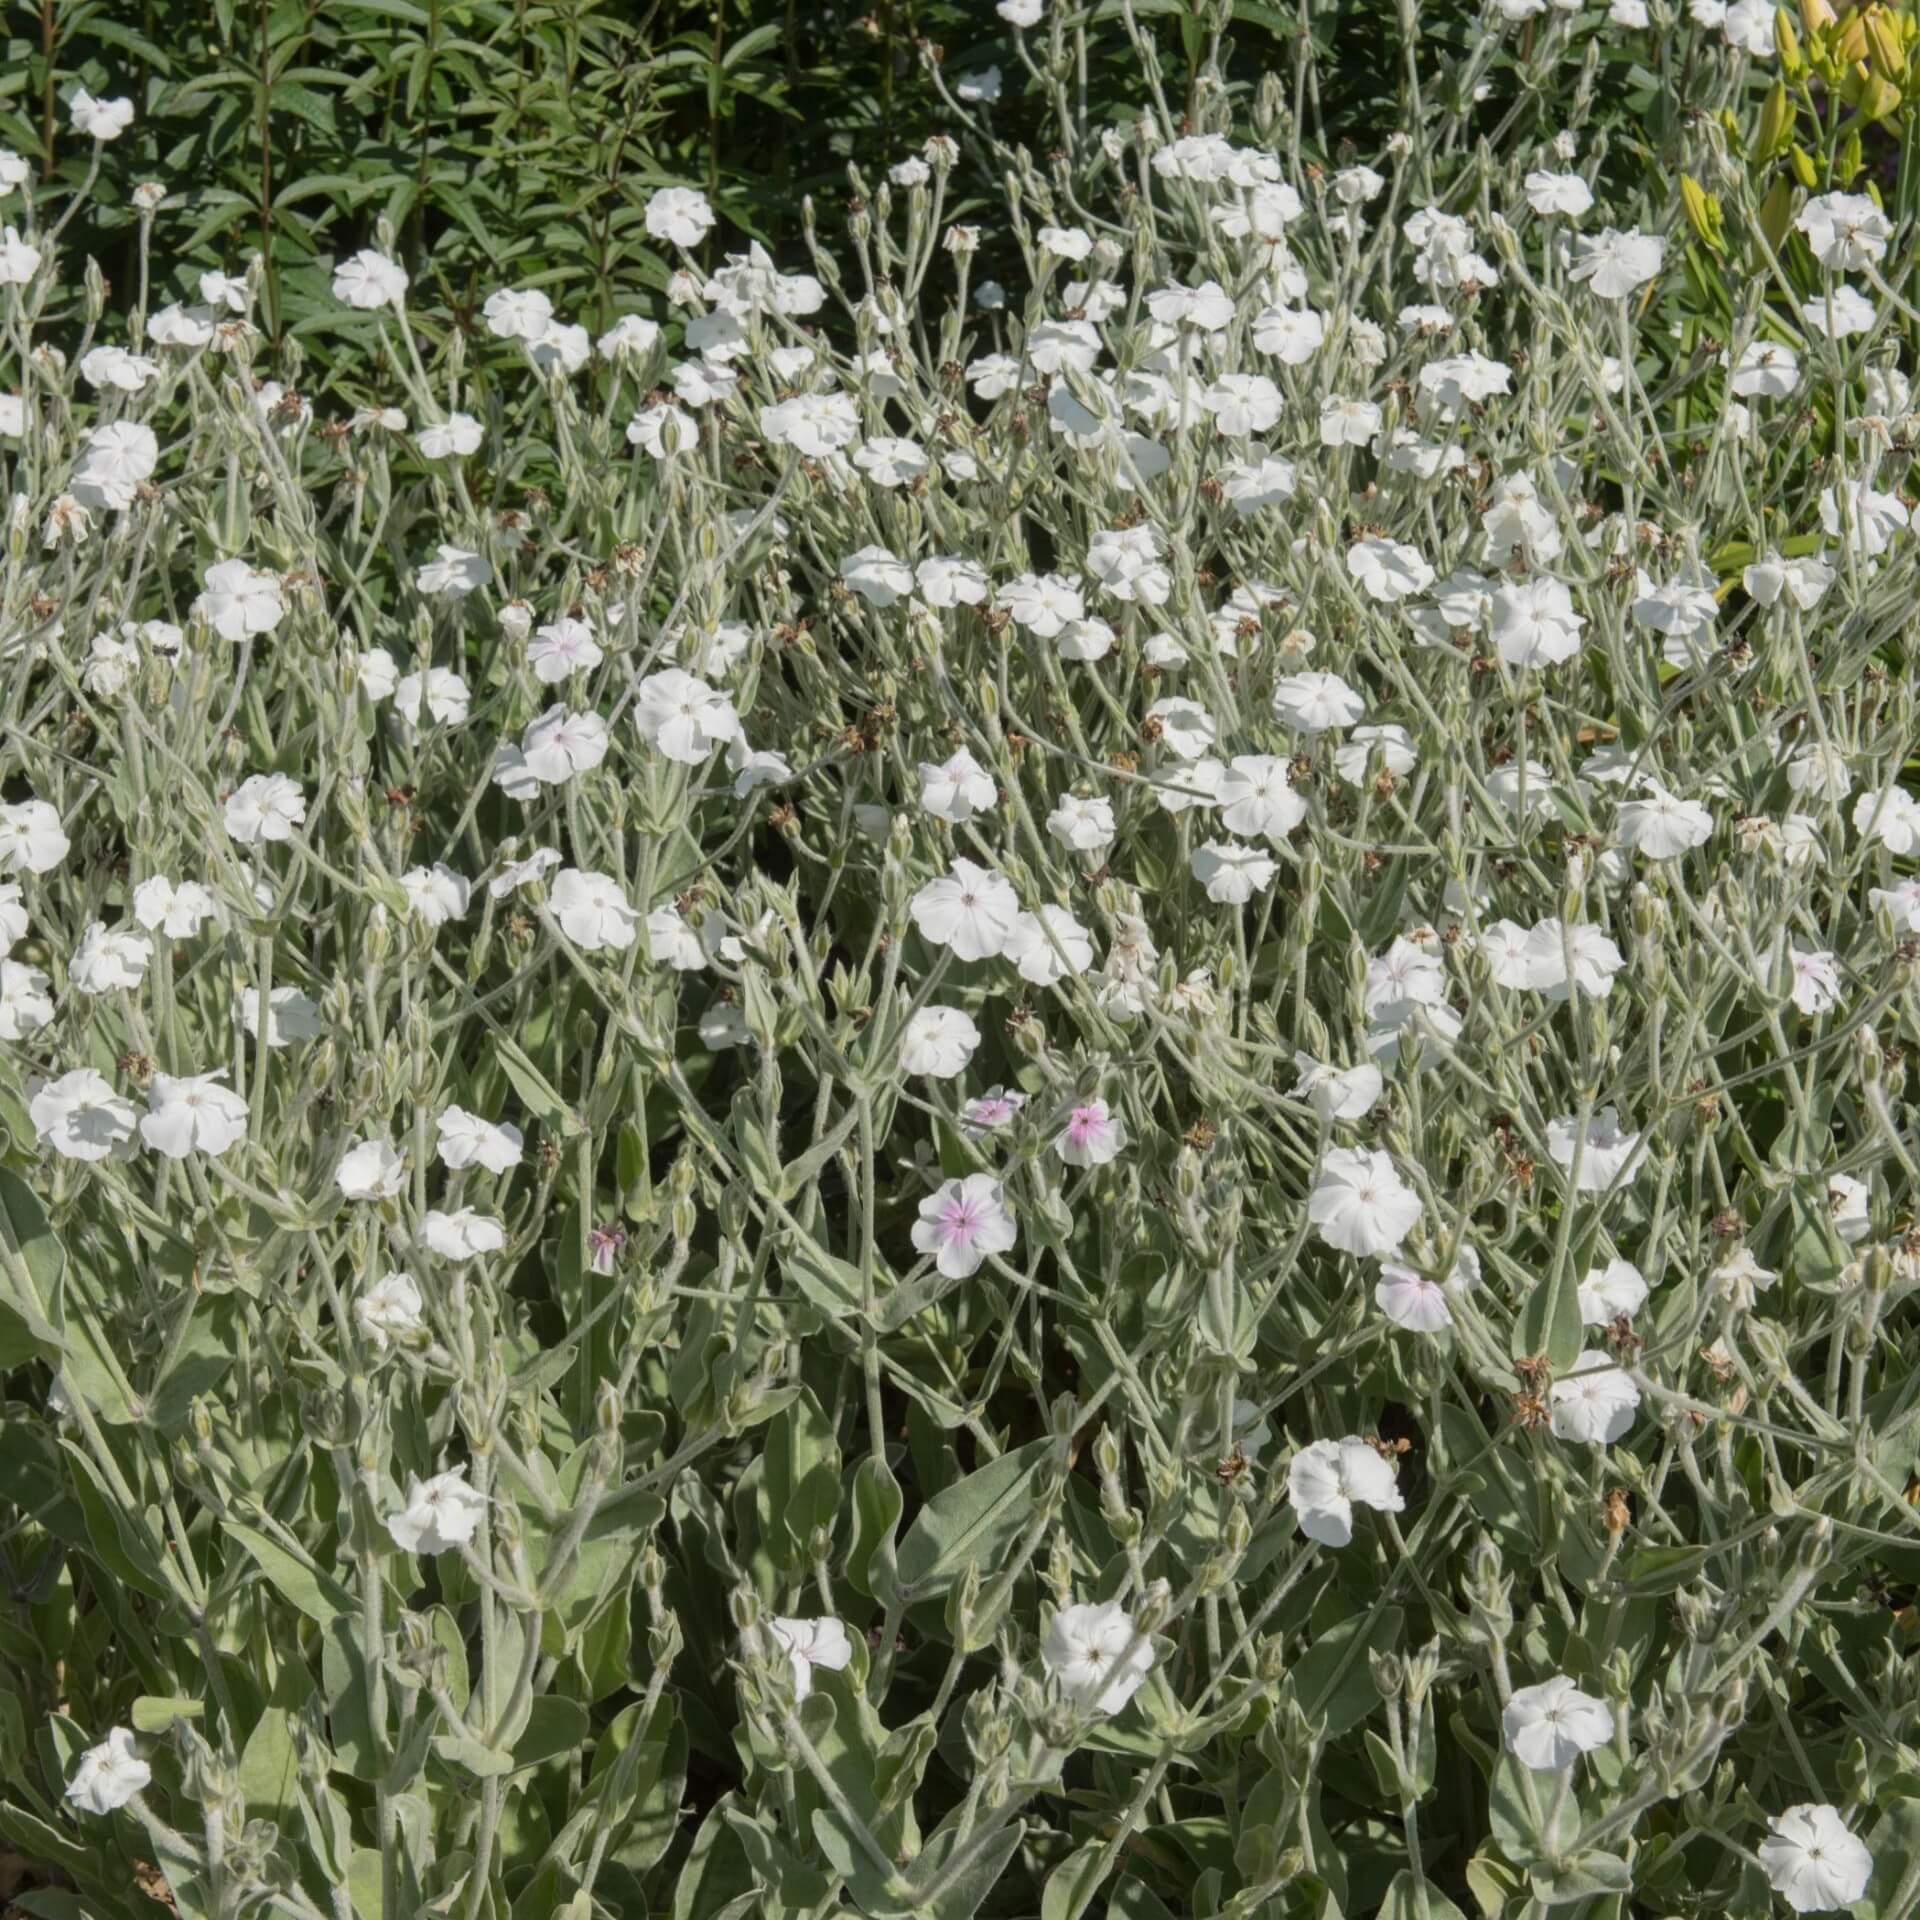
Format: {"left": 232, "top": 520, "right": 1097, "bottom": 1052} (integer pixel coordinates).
{"left": 1502, "top": 1675, "right": 1614, "bottom": 1771}
{"left": 1042, "top": 1600, "right": 1156, "bottom": 1715}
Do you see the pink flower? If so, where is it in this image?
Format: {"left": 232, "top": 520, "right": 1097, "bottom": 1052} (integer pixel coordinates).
{"left": 911, "top": 1174, "right": 1017, "bottom": 1278}
{"left": 963, "top": 1087, "right": 1026, "bottom": 1133}
{"left": 589, "top": 1224, "right": 627, "bottom": 1275}
{"left": 1055, "top": 1099, "right": 1126, "bottom": 1167}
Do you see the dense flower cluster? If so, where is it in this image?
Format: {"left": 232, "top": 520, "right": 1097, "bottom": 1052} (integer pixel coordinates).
{"left": 4, "top": 7, "right": 1920, "bottom": 1919}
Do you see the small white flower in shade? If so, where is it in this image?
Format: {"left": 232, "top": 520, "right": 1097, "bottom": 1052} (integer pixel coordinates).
{"left": 131, "top": 877, "right": 216, "bottom": 938}
{"left": 70, "top": 921, "right": 152, "bottom": 994}
{"left": 1218, "top": 756, "right": 1306, "bottom": 840}
{"left": 1765, "top": 944, "right": 1842, "bottom": 1016}
{"left": 1615, "top": 783, "right": 1711, "bottom": 860}
{"left": 1376, "top": 1264, "right": 1454, "bottom": 1331}
{"left": 1549, "top": 1351, "right": 1641, "bottom": 1444}
{"left": 421, "top": 1207, "right": 506, "bottom": 1261}
{"left": 1273, "top": 671, "right": 1366, "bottom": 733}
{"left": 419, "top": 413, "right": 484, "bottom": 459}
{"left": 436, "top": 1106, "right": 523, "bottom": 1173}
{"left": 919, "top": 749, "right": 997, "bottom": 822}
{"left": 243, "top": 985, "right": 322, "bottom": 1047}
{"left": 1819, "top": 479, "right": 1908, "bottom": 559}
{"left": 484, "top": 287, "right": 553, "bottom": 339}
{"left": 841, "top": 545, "right": 915, "bottom": 607}
{"left": 0, "top": 882, "right": 24, "bottom": 951}
{"left": 645, "top": 185, "right": 716, "bottom": 247}
{"left": 1291, "top": 1055, "right": 1384, "bottom": 1121}
{"left": 140, "top": 1072, "right": 248, "bottom": 1158}
{"left": 1479, "top": 919, "right": 1543, "bottom": 989}
{"left": 70, "top": 90, "right": 136, "bottom": 141}
{"left": 1005, "top": 905, "right": 1093, "bottom": 985}
{"left": 0, "top": 960, "right": 54, "bottom": 1039}
{"left": 521, "top": 706, "right": 610, "bottom": 785}
{"left": 1288, "top": 1437, "right": 1405, "bottom": 1546}
{"left": 80, "top": 345, "right": 159, "bottom": 392}
{"left": 332, "top": 249, "right": 409, "bottom": 309}
{"left": 1365, "top": 935, "right": 1447, "bottom": 1016}
{"left": 911, "top": 1173, "right": 1017, "bottom": 1278}
{"left": 526, "top": 616, "right": 604, "bottom": 684}
{"left": 1729, "top": 339, "right": 1798, "bottom": 398}
{"left": 72, "top": 421, "right": 158, "bottom": 511}
{"left": 915, "top": 554, "right": 989, "bottom": 608}
{"left": 401, "top": 863, "right": 471, "bottom": 929}
{"left": 355, "top": 1273, "right": 425, "bottom": 1351}
{"left": 900, "top": 1005, "right": 980, "bottom": 1078}
{"left": 1527, "top": 920, "right": 1625, "bottom": 1000}
{"left": 1759, "top": 1804, "right": 1874, "bottom": 1914}
{"left": 0, "top": 799, "right": 69, "bottom": 875}
{"left": 910, "top": 859, "right": 1019, "bottom": 961}
{"left": 1502, "top": 1675, "right": 1614, "bottom": 1770}
{"left": 1191, "top": 840, "right": 1278, "bottom": 905}
{"left": 1333, "top": 725, "right": 1416, "bottom": 782}
{"left": 1578, "top": 1258, "right": 1648, "bottom": 1324}
{"left": 388, "top": 1467, "right": 488, "bottom": 1553}
{"left": 197, "top": 558, "right": 286, "bottom": 641}
{"left": 625, "top": 404, "right": 691, "bottom": 458}
{"left": 1568, "top": 228, "right": 1664, "bottom": 298}
{"left": 1854, "top": 786, "right": 1920, "bottom": 853}
{"left": 1147, "top": 696, "right": 1217, "bottom": 760}
{"left": 634, "top": 668, "right": 740, "bottom": 763}
{"left": 1524, "top": 169, "right": 1593, "bottom": 217}
{"left": 1491, "top": 576, "right": 1585, "bottom": 667}
{"left": 1782, "top": 741, "right": 1850, "bottom": 803}
{"left": 1251, "top": 304, "right": 1325, "bottom": 362}
{"left": 224, "top": 773, "right": 306, "bottom": 846}
{"left": 550, "top": 870, "right": 638, "bottom": 951}
{"left": 963, "top": 1086, "right": 1026, "bottom": 1133}
{"left": 1047, "top": 792, "right": 1116, "bottom": 852}
{"left": 1042, "top": 1600, "right": 1155, "bottom": 1715}
{"left": 337, "top": 1139, "right": 406, "bottom": 1200}
{"left": 997, "top": 573, "right": 1086, "bottom": 638}
{"left": 1546, "top": 1108, "right": 1642, "bottom": 1191}
{"left": 1347, "top": 537, "right": 1435, "bottom": 603}
{"left": 765, "top": 1616, "right": 854, "bottom": 1701}
{"left": 1055, "top": 1099, "right": 1126, "bottom": 1167}
{"left": 1745, "top": 549, "right": 1833, "bottom": 611}
{"left": 0, "top": 225, "right": 41, "bottom": 284}
{"left": 64, "top": 1728, "right": 150, "bottom": 1813}
{"left": 1309, "top": 1148, "right": 1422, "bottom": 1256}
{"left": 1797, "top": 192, "right": 1891, "bottom": 269}
{"left": 1828, "top": 1172, "right": 1872, "bottom": 1244}
{"left": 416, "top": 544, "right": 491, "bottom": 596}
{"left": 644, "top": 904, "right": 713, "bottom": 972}
{"left": 1087, "top": 525, "right": 1171, "bottom": 605}
{"left": 1714, "top": 1247, "right": 1776, "bottom": 1309}
{"left": 1319, "top": 395, "right": 1382, "bottom": 446}
{"left": 30, "top": 1070, "right": 137, "bottom": 1162}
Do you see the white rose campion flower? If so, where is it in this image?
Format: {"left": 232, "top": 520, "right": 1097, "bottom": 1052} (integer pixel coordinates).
{"left": 141, "top": 1072, "right": 249, "bottom": 1159}
{"left": 1048, "top": 792, "right": 1116, "bottom": 852}
{"left": 645, "top": 185, "right": 717, "bottom": 246}
{"left": 1191, "top": 839, "right": 1278, "bottom": 905}
{"left": 1346, "top": 537, "right": 1435, "bottom": 603}
{"left": 910, "top": 859, "right": 1019, "bottom": 961}
{"left": 401, "top": 862, "right": 471, "bottom": 928}
{"left": 71, "top": 89, "right": 136, "bottom": 141}
{"left": 436, "top": 1106, "right": 524, "bottom": 1173}
{"left": 550, "top": 869, "right": 638, "bottom": 951}
{"left": 72, "top": 420, "right": 158, "bottom": 511}
{"left": 1055, "top": 1099, "right": 1126, "bottom": 1166}
{"left": 197, "top": 558, "right": 286, "bottom": 640}
{"left": 421, "top": 1207, "right": 507, "bottom": 1260}
{"left": 31, "top": 1069, "right": 138, "bottom": 1162}
{"left": 70, "top": 920, "right": 152, "bottom": 994}
{"left": 65, "top": 1727, "right": 150, "bottom": 1813}
{"left": 1546, "top": 1107, "right": 1642, "bottom": 1191}
{"left": 1568, "top": 227, "right": 1664, "bottom": 298}
{"left": 900, "top": 1004, "right": 980, "bottom": 1078}
{"left": 911, "top": 1173, "right": 1017, "bottom": 1278}
{"left": 765, "top": 1615, "right": 854, "bottom": 1700}
{"left": 521, "top": 706, "right": 610, "bottom": 785}
{"left": 1491, "top": 576, "right": 1585, "bottom": 667}
{"left": 388, "top": 1466, "right": 488, "bottom": 1553}
{"left": 1796, "top": 192, "right": 1891, "bottom": 269}
{"left": 527, "top": 615, "right": 604, "bottom": 684}
{"left": 224, "top": 773, "right": 306, "bottom": 846}
{"left": 1288, "top": 1437, "right": 1405, "bottom": 1546}
{"left": 634, "top": 669, "right": 740, "bottom": 763}
{"left": 1308, "top": 1147, "right": 1422, "bottom": 1256}
{"left": 1502, "top": 1675, "right": 1614, "bottom": 1771}
{"left": 0, "top": 798, "right": 69, "bottom": 875}
{"left": 1759, "top": 1805, "right": 1874, "bottom": 1914}
{"left": 132, "top": 876, "right": 216, "bottom": 938}
{"left": 918, "top": 749, "right": 997, "bottom": 822}
{"left": 0, "top": 226, "right": 42, "bottom": 284}
{"left": 1042, "top": 1600, "right": 1156, "bottom": 1714}
{"left": 332, "top": 249, "right": 409, "bottom": 309}
{"left": 1291, "top": 1055, "right": 1384, "bottom": 1121}
{"left": 395, "top": 667, "right": 471, "bottom": 729}
{"left": 337, "top": 1139, "right": 406, "bottom": 1200}
{"left": 244, "top": 985, "right": 322, "bottom": 1048}
{"left": 1548, "top": 1350, "right": 1641, "bottom": 1443}
{"left": 1376, "top": 1262, "right": 1454, "bottom": 1331}
{"left": 997, "top": 573, "right": 1086, "bottom": 637}
{"left": 1578, "top": 1257, "right": 1649, "bottom": 1324}
{"left": 356, "top": 1273, "right": 426, "bottom": 1351}
{"left": 417, "top": 544, "right": 492, "bottom": 596}
{"left": 0, "top": 960, "right": 54, "bottom": 1039}
{"left": 1272, "top": 671, "right": 1366, "bottom": 733}
{"left": 1005, "top": 904, "right": 1094, "bottom": 984}
{"left": 483, "top": 286, "right": 553, "bottom": 340}
{"left": 420, "top": 412, "right": 484, "bottom": 459}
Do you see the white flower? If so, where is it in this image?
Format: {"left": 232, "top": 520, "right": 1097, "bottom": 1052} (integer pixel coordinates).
{"left": 436, "top": 1106, "right": 524, "bottom": 1173}
{"left": 1503, "top": 1676, "right": 1614, "bottom": 1771}
{"left": 1273, "top": 671, "right": 1366, "bottom": 733}
{"left": 71, "top": 89, "right": 135, "bottom": 141}
{"left": 1729, "top": 340, "right": 1799, "bottom": 398}
{"left": 420, "top": 413, "right": 484, "bottom": 459}
{"left": 646, "top": 185, "right": 716, "bottom": 247}
{"left": 401, "top": 863, "right": 471, "bottom": 929}
{"left": 243, "top": 986, "right": 322, "bottom": 1047}
{"left": 1759, "top": 1805, "right": 1874, "bottom": 1914}
{"left": 551, "top": 870, "right": 638, "bottom": 951}
{"left": 765, "top": 1616, "right": 854, "bottom": 1700}
{"left": 1291, "top": 1055, "right": 1383, "bottom": 1121}
{"left": 1147, "top": 697, "right": 1216, "bottom": 760}
{"left": 197, "top": 559, "right": 285, "bottom": 641}
{"left": 1526, "top": 920, "right": 1625, "bottom": 1000}
{"left": 634, "top": 669, "right": 741, "bottom": 763}
{"left": 527, "top": 616, "right": 604, "bottom": 684}
{"left": 0, "top": 226, "right": 41, "bottom": 284}
{"left": 1376, "top": 1264, "right": 1454, "bottom": 1331}
{"left": 73, "top": 421, "right": 158, "bottom": 511}
{"left": 1828, "top": 1172, "right": 1872, "bottom": 1244}
{"left": 1546, "top": 1107, "right": 1642, "bottom": 1191}
{"left": 1347, "top": 538, "right": 1435, "bottom": 603}
{"left": 1319, "top": 395, "right": 1382, "bottom": 447}
{"left": 1491, "top": 576, "right": 1585, "bottom": 667}
{"left": 141, "top": 1072, "right": 248, "bottom": 1159}
{"left": 1191, "top": 839, "right": 1278, "bottom": 905}
{"left": 395, "top": 668, "right": 471, "bottom": 729}
{"left": 70, "top": 921, "right": 152, "bottom": 994}
{"left": 1820, "top": 479, "right": 1909, "bottom": 559}
{"left": 1042, "top": 1601, "right": 1155, "bottom": 1714}
{"left": 900, "top": 1005, "right": 980, "bottom": 1078}
{"left": 1616, "top": 782, "right": 1711, "bottom": 860}
{"left": 521, "top": 706, "right": 610, "bottom": 785}
{"left": 1578, "top": 1258, "right": 1648, "bottom": 1324}
{"left": 356, "top": 1274, "right": 425, "bottom": 1351}
{"left": 919, "top": 749, "right": 997, "bottom": 822}
{"left": 1569, "top": 228, "right": 1664, "bottom": 298}
{"left": 416, "top": 544, "right": 491, "bottom": 596}
{"left": 1288, "top": 1437, "right": 1405, "bottom": 1546}
{"left": 132, "top": 876, "right": 216, "bottom": 938}
{"left": 1309, "top": 1147, "right": 1422, "bottom": 1256}
{"left": 997, "top": 573, "right": 1086, "bottom": 637}
{"left": 910, "top": 860, "right": 1019, "bottom": 961}
{"left": 0, "top": 960, "right": 53, "bottom": 1039}
{"left": 1005, "top": 904, "right": 1094, "bottom": 985}
{"left": 911, "top": 1170, "right": 1018, "bottom": 1278}
{"left": 337, "top": 1139, "right": 406, "bottom": 1200}
{"left": 1797, "top": 192, "right": 1891, "bottom": 269}
{"left": 853, "top": 436, "right": 928, "bottom": 488}
{"left": 421, "top": 1207, "right": 506, "bottom": 1261}
{"left": 388, "top": 1467, "right": 488, "bottom": 1553}
{"left": 916, "top": 554, "right": 989, "bottom": 608}
{"left": 1525, "top": 170, "right": 1593, "bottom": 217}
{"left": 1217, "top": 756, "right": 1306, "bottom": 840}
{"left": 1855, "top": 785, "right": 1920, "bottom": 853}
{"left": 224, "top": 773, "right": 306, "bottom": 845}
{"left": 1048, "top": 793, "right": 1115, "bottom": 852}
{"left": 65, "top": 1728, "right": 150, "bottom": 1813}
{"left": 0, "top": 799, "right": 68, "bottom": 875}
{"left": 1548, "top": 1351, "right": 1641, "bottom": 1444}
{"left": 31, "top": 1069, "right": 137, "bottom": 1162}
{"left": 1086, "top": 526, "right": 1171, "bottom": 605}
{"left": 332, "top": 249, "right": 409, "bottom": 309}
